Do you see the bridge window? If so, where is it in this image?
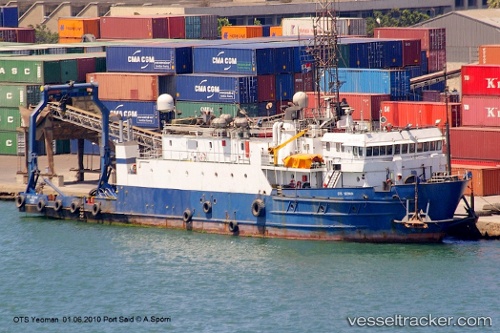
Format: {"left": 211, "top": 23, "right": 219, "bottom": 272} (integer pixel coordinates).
{"left": 417, "top": 142, "right": 424, "bottom": 153}
{"left": 423, "top": 142, "right": 429, "bottom": 151}
{"left": 387, "top": 145, "right": 393, "bottom": 155}
{"left": 409, "top": 143, "right": 416, "bottom": 153}
{"left": 366, "top": 147, "right": 372, "bottom": 156}
{"left": 372, "top": 146, "right": 380, "bottom": 156}
{"left": 402, "top": 144, "right": 408, "bottom": 154}
{"left": 437, "top": 140, "right": 442, "bottom": 150}
{"left": 394, "top": 144, "right": 401, "bottom": 155}
{"left": 353, "top": 146, "right": 358, "bottom": 157}
{"left": 325, "top": 142, "right": 331, "bottom": 151}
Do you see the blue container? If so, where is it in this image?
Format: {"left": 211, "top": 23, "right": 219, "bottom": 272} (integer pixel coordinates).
{"left": 193, "top": 45, "right": 274, "bottom": 75}
{"left": 102, "top": 100, "right": 160, "bottom": 129}
{"left": 70, "top": 139, "right": 100, "bottom": 155}
{"left": 420, "top": 51, "right": 428, "bottom": 74}
{"left": 185, "top": 15, "right": 201, "bottom": 39}
{"left": 406, "top": 65, "right": 423, "bottom": 79}
{"left": 176, "top": 74, "right": 257, "bottom": 103}
{"left": 269, "top": 41, "right": 311, "bottom": 73}
{"left": 261, "top": 25, "right": 271, "bottom": 37}
{"left": 106, "top": 44, "right": 192, "bottom": 74}
{"left": 379, "top": 39, "right": 403, "bottom": 68}
{"left": 275, "top": 73, "right": 294, "bottom": 100}
{"left": 323, "top": 68, "right": 411, "bottom": 99}
{"left": 0, "top": 6, "right": 18, "bottom": 28}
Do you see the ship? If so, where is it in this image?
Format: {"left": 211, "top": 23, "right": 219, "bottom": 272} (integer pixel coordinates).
{"left": 14, "top": 81, "right": 478, "bottom": 243}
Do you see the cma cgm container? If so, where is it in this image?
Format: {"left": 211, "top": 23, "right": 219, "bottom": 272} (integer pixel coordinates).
{"left": 462, "top": 64, "right": 500, "bottom": 96}
{"left": 176, "top": 74, "right": 257, "bottom": 104}
{"left": 373, "top": 27, "right": 446, "bottom": 51}
{"left": 478, "top": 44, "right": 500, "bottom": 65}
{"left": 106, "top": 44, "right": 192, "bottom": 74}
{"left": 86, "top": 72, "right": 176, "bottom": 101}
{"left": 329, "top": 68, "right": 411, "bottom": 99}
{"left": 450, "top": 127, "right": 500, "bottom": 162}
{"left": 193, "top": 43, "right": 293, "bottom": 75}
{"left": 100, "top": 16, "right": 168, "bottom": 39}
{"left": 461, "top": 95, "right": 500, "bottom": 127}
{"left": 175, "top": 100, "right": 276, "bottom": 118}
{"left": 102, "top": 100, "right": 160, "bottom": 129}
{"left": 221, "top": 26, "right": 263, "bottom": 39}
{"left": 0, "top": 6, "right": 18, "bottom": 28}
{"left": 304, "top": 92, "right": 390, "bottom": 121}
{"left": 0, "top": 84, "right": 40, "bottom": 107}
{"left": 58, "top": 17, "right": 100, "bottom": 39}
{"left": 380, "top": 101, "right": 461, "bottom": 129}
{"left": 0, "top": 56, "right": 60, "bottom": 83}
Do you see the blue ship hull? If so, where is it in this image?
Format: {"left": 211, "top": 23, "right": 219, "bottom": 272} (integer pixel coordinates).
{"left": 19, "top": 178, "right": 476, "bottom": 243}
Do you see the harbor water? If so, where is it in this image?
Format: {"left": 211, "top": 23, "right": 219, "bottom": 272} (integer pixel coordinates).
{"left": 1, "top": 201, "right": 499, "bottom": 333}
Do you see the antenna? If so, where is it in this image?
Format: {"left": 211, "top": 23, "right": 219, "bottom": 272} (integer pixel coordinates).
{"left": 310, "top": 0, "right": 340, "bottom": 123}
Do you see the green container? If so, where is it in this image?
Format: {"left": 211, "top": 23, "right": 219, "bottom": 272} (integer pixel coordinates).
{"left": 0, "top": 56, "right": 61, "bottom": 84}
{"left": 0, "top": 84, "right": 41, "bottom": 107}
{"left": 0, "top": 108, "right": 21, "bottom": 131}
{"left": 59, "top": 58, "right": 78, "bottom": 83}
{"left": 53, "top": 139, "right": 71, "bottom": 155}
{"left": 175, "top": 101, "right": 262, "bottom": 118}
{"left": 0, "top": 130, "right": 20, "bottom": 155}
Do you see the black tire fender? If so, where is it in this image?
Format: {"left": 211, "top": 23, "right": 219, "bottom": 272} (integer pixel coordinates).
{"left": 69, "top": 201, "right": 79, "bottom": 214}
{"left": 36, "top": 199, "right": 46, "bottom": 212}
{"left": 54, "top": 199, "right": 63, "bottom": 212}
{"left": 202, "top": 201, "right": 212, "bottom": 214}
{"left": 228, "top": 221, "right": 239, "bottom": 232}
{"left": 251, "top": 199, "right": 265, "bottom": 217}
{"left": 91, "top": 202, "right": 101, "bottom": 217}
{"left": 15, "top": 194, "right": 25, "bottom": 208}
{"left": 183, "top": 209, "right": 193, "bottom": 223}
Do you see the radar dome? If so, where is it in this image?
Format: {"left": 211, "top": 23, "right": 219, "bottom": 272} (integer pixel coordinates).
{"left": 293, "top": 91, "right": 308, "bottom": 108}
{"left": 157, "top": 94, "right": 175, "bottom": 112}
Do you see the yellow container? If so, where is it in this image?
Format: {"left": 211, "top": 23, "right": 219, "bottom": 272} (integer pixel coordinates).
{"left": 221, "top": 26, "right": 263, "bottom": 39}
{"left": 270, "top": 26, "right": 282, "bottom": 37}
{"left": 58, "top": 17, "right": 100, "bottom": 38}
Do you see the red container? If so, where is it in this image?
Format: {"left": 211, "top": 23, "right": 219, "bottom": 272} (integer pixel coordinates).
{"left": 294, "top": 72, "right": 314, "bottom": 92}
{"left": 478, "top": 44, "right": 500, "bottom": 65}
{"left": 422, "top": 90, "right": 441, "bottom": 102}
{"left": 305, "top": 91, "right": 391, "bottom": 121}
{"left": 401, "top": 39, "right": 421, "bottom": 66}
{"left": 427, "top": 49, "right": 446, "bottom": 73}
{"left": 75, "top": 57, "right": 96, "bottom": 82}
{"left": 452, "top": 163, "right": 500, "bottom": 196}
{"left": 461, "top": 95, "right": 500, "bottom": 127}
{"left": 380, "top": 101, "right": 460, "bottom": 129}
{"left": 450, "top": 127, "right": 500, "bottom": 162}
{"left": 15, "top": 28, "right": 36, "bottom": 43}
{"left": 166, "top": 16, "right": 185, "bottom": 39}
{"left": 373, "top": 27, "right": 446, "bottom": 51}
{"left": 257, "top": 74, "right": 276, "bottom": 102}
{"left": 99, "top": 16, "right": 168, "bottom": 39}
{"left": 86, "top": 72, "right": 171, "bottom": 101}
{"left": 462, "top": 64, "right": 500, "bottom": 96}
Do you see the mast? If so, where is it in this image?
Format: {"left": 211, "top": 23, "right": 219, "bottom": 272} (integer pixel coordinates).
{"left": 310, "top": 0, "right": 341, "bottom": 123}
{"left": 444, "top": 65, "right": 452, "bottom": 175}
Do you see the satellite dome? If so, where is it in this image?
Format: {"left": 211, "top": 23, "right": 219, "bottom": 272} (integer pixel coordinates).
{"left": 293, "top": 91, "right": 308, "bottom": 108}
{"left": 157, "top": 94, "right": 175, "bottom": 112}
